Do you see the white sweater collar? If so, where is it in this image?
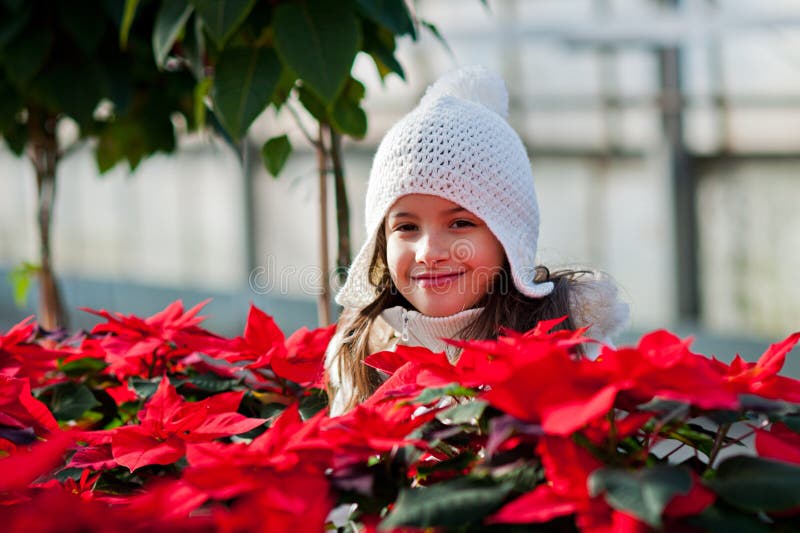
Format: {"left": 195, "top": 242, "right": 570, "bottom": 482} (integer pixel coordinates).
{"left": 380, "top": 305, "right": 484, "bottom": 359}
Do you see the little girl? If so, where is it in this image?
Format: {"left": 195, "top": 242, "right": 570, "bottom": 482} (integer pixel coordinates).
{"left": 325, "top": 66, "right": 629, "bottom": 416}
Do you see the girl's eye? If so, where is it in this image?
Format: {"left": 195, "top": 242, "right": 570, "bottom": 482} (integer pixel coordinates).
{"left": 394, "top": 223, "right": 418, "bottom": 232}
{"left": 451, "top": 219, "right": 477, "bottom": 229}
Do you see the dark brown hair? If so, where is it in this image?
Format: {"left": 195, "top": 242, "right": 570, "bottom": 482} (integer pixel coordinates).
{"left": 327, "top": 224, "right": 585, "bottom": 412}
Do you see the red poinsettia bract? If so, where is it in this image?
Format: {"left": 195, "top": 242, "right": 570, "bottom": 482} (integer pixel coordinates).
{"left": 105, "top": 377, "right": 265, "bottom": 471}
{"left": 0, "top": 317, "right": 62, "bottom": 385}
{"left": 84, "top": 300, "right": 224, "bottom": 380}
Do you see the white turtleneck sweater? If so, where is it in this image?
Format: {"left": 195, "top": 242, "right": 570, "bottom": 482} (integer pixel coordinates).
{"left": 325, "top": 306, "right": 482, "bottom": 416}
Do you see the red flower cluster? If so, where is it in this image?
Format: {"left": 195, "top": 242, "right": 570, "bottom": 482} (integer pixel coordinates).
{"left": 2, "top": 302, "right": 800, "bottom": 532}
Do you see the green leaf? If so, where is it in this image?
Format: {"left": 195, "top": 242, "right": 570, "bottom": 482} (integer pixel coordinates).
{"left": 363, "top": 23, "right": 405, "bottom": 81}
{"left": 704, "top": 409, "right": 741, "bottom": 426}
{"left": 50, "top": 383, "right": 101, "bottom": 421}
{"left": 0, "top": 3, "right": 31, "bottom": 50}
{"left": 297, "top": 84, "right": 328, "bottom": 122}
{"left": 356, "top": 0, "right": 415, "bottom": 38}
{"left": 688, "top": 504, "right": 772, "bottom": 533}
{"left": 708, "top": 455, "right": 800, "bottom": 512}
{"left": 777, "top": 415, "right": 800, "bottom": 433}
{"left": 260, "top": 402, "right": 287, "bottom": 420}
{"left": 153, "top": 0, "right": 195, "bottom": 68}
{"left": 436, "top": 399, "right": 488, "bottom": 426}
{"left": 299, "top": 391, "right": 328, "bottom": 420}
{"left": 1, "top": 119, "right": 27, "bottom": 155}
{"left": 182, "top": 373, "right": 241, "bottom": 392}
{"left": 412, "top": 383, "right": 476, "bottom": 405}
{"left": 273, "top": 0, "right": 361, "bottom": 104}
{"left": 191, "top": 0, "right": 257, "bottom": 48}
{"left": 381, "top": 477, "right": 514, "bottom": 529}
{"left": 58, "top": 2, "right": 107, "bottom": 55}
{"left": 7, "top": 261, "right": 39, "bottom": 307}
{"left": 119, "top": 0, "right": 139, "bottom": 49}
{"left": 739, "top": 394, "right": 800, "bottom": 416}
{"left": 212, "top": 46, "right": 281, "bottom": 139}
{"left": 95, "top": 89, "right": 178, "bottom": 172}
{"left": 129, "top": 377, "right": 162, "bottom": 399}
{"left": 2, "top": 0, "right": 27, "bottom": 11}
{"left": 270, "top": 67, "right": 296, "bottom": 109}
{"left": 35, "top": 62, "right": 105, "bottom": 128}
{"left": 330, "top": 77, "right": 367, "bottom": 138}
{"left": 588, "top": 465, "right": 692, "bottom": 527}
{"left": 59, "top": 357, "right": 107, "bottom": 377}
{"left": 0, "top": 76, "right": 22, "bottom": 130}
{"left": 182, "top": 13, "right": 207, "bottom": 80}
{"left": 663, "top": 423, "right": 716, "bottom": 457}
{"left": 2, "top": 22, "right": 53, "bottom": 89}
{"left": 261, "top": 134, "right": 291, "bottom": 177}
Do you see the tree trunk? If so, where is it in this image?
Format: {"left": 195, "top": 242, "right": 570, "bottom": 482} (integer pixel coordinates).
{"left": 329, "top": 128, "right": 351, "bottom": 286}
{"left": 316, "top": 124, "right": 331, "bottom": 326}
{"left": 28, "top": 107, "right": 67, "bottom": 331}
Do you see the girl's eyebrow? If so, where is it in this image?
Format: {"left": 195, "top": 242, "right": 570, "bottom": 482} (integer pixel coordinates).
{"left": 388, "top": 211, "right": 417, "bottom": 220}
{"left": 389, "top": 206, "right": 468, "bottom": 219}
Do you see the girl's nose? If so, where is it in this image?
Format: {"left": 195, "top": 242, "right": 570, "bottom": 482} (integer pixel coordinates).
{"left": 415, "top": 233, "right": 450, "bottom": 265}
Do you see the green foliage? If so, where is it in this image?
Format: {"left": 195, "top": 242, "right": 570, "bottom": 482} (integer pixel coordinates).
{"left": 436, "top": 399, "right": 489, "bottom": 425}
{"left": 708, "top": 456, "right": 800, "bottom": 512}
{"left": 273, "top": 0, "right": 361, "bottom": 105}
{"left": 120, "top": 0, "right": 141, "bottom": 49}
{"left": 331, "top": 78, "right": 367, "bottom": 138}
{"left": 7, "top": 262, "right": 39, "bottom": 307}
{"left": 356, "top": 0, "right": 416, "bottom": 38}
{"left": 381, "top": 477, "right": 515, "bottom": 529}
{"left": 191, "top": 0, "right": 257, "bottom": 48}
{"left": 47, "top": 382, "right": 102, "bottom": 421}
{"left": 411, "top": 383, "right": 476, "bottom": 404}
{"left": 589, "top": 465, "right": 692, "bottom": 527}
{"left": 262, "top": 134, "right": 291, "bottom": 177}
{"left": 143, "top": 0, "right": 454, "bottom": 176}
{"left": 0, "top": 0, "right": 199, "bottom": 171}
{"left": 212, "top": 45, "right": 281, "bottom": 139}
{"left": 153, "top": 0, "right": 194, "bottom": 67}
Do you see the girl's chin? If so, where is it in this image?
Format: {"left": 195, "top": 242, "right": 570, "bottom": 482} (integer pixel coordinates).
{"left": 407, "top": 295, "right": 482, "bottom": 317}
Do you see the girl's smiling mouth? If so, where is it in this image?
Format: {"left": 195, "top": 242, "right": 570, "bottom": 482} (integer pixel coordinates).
{"left": 411, "top": 271, "right": 465, "bottom": 288}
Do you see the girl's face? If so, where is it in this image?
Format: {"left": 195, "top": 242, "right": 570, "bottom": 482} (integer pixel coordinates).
{"left": 384, "top": 194, "right": 505, "bottom": 317}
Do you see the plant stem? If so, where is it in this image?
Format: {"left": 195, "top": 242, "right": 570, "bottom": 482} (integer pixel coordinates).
{"left": 329, "top": 128, "right": 351, "bottom": 286}
{"left": 706, "top": 422, "right": 731, "bottom": 471}
{"left": 148, "top": 348, "right": 159, "bottom": 379}
{"left": 286, "top": 101, "right": 320, "bottom": 149}
{"left": 662, "top": 442, "right": 687, "bottom": 461}
{"left": 316, "top": 123, "right": 331, "bottom": 326}
{"left": 28, "top": 106, "right": 66, "bottom": 330}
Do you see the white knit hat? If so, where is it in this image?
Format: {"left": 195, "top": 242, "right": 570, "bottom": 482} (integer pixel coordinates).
{"left": 336, "top": 65, "right": 554, "bottom": 310}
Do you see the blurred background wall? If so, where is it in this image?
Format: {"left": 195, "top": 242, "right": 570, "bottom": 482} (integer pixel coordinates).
{"left": 2, "top": 0, "right": 799, "bottom": 362}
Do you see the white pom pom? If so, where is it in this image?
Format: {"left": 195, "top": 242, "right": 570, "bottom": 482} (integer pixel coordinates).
{"left": 420, "top": 65, "right": 509, "bottom": 119}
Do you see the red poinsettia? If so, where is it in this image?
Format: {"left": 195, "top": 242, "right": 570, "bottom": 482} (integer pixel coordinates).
{"left": 0, "top": 317, "right": 62, "bottom": 385}
{"left": 488, "top": 435, "right": 605, "bottom": 525}
{"left": 106, "top": 377, "right": 265, "bottom": 471}
{"left": 84, "top": 300, "right": 225, "bottom": 380}
{"left": 755, "top": 421, "right": 800, "bottom": 464}
{"left": 272, "top": 324, "right": 336, "bottom": 387}
{"left": 0, "top": 430, "right": 74, "bottom": 493}
{"left": 181, "top": 404, "right": 331, "bottom": 498}
{"left": 192, "top": 304, "right": 335, "bottom": 390}
{"left": 0, "top": 375, "right": 59, "bottom": 446}
{"left": 236, "top": 305, "right": 335, "bottom": 387}
{"left": 717, "top": 332, "right": 800, "bottom": 402}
